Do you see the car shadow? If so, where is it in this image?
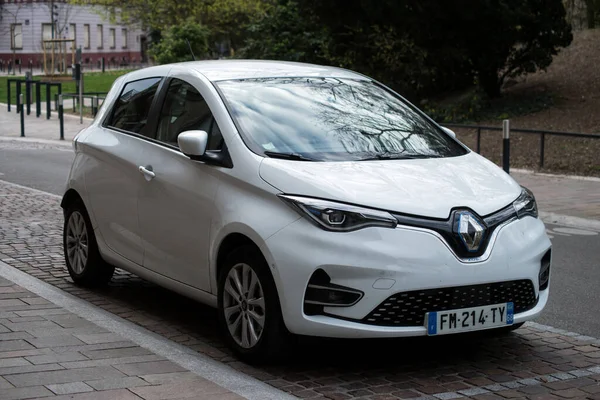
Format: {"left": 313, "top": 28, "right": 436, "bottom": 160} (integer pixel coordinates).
{"left": 88, "top": 270, "right": 530, "bottom": 375}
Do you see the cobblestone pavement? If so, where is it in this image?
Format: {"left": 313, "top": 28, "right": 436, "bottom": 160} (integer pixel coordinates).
{"left": 1, "top": 180, "right": 600, "bottom": 400}
{"left": 0, "top": 274, "right": 244, "bottom": 400}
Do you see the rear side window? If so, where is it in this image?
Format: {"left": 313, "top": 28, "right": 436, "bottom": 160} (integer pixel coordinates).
{"left": 107, "top": 77, "right": 161, "bottom": 136}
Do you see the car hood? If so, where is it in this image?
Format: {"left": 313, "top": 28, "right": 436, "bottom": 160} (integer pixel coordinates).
{"left": 259, "top": 152, "right": 521, "bottom": 219}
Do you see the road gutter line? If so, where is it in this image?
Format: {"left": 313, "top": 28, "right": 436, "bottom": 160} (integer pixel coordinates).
{"left": 0, "top": 135, "right": 73, "bottom": 147}
{"left": 540, "top": 211, "right": 600, "bottom": 231}
{"left": 0, "top": 178, "right": 62, "bottom": 199}
{"left": 0, "top": 260, "right": 296, "bottom": 400}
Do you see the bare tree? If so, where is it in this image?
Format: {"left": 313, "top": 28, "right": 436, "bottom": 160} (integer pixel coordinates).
{"left": 1, "top": 1, "right": 27, "bottom": 75}
{"left": 39, "top": 1, "right": 76, "bottom": 74}
{"left": 54, "top": 1, "right": 75, "bottom": 39}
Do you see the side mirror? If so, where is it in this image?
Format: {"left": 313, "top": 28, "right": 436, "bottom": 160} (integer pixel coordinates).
{"left": 178, "top": 130, "right": 208, "bottom": 159}
{"left": 441, "top": 126, "right": 457, "bottom": 139}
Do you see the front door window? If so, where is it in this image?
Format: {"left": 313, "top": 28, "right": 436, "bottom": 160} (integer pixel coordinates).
{"left": 156, "top": 79, "right": 224, "bottom": 151}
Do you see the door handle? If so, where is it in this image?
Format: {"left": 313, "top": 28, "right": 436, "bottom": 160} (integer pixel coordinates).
{"left": 138, "top": 165, "right": 155, "bottom": 181}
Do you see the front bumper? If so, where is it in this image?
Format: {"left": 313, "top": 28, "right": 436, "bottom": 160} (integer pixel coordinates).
{"left": 262, "top": 215, "right": 551, "bottom": 338}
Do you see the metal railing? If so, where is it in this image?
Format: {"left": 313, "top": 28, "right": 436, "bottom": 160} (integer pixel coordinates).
{"left": 6, "top": 78, "right": 62, "bottom": 119}
{"left": 444, "top": 122, "right": 600, "bottom": 169}
{"left": 61, "top": 92, "right": 106, "bottom": 117}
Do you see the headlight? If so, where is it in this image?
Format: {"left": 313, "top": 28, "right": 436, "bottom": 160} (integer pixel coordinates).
{"left": 278, "top": 195, "right": 398, "bottom": 232}
{"left": 513, "top": 186, "right": 538, "bottom": 218}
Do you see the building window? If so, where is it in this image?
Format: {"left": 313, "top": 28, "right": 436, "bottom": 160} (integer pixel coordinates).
{"left": 42, "top": 23, "right": 53, "bottom": 50}
{"left": 122, "top": 28, "right": 128, "bottom": 49}
{"left": 97, "top": 24, "right": 103, "bottom": 49}
{"left": 83, "top": 24, "right": 90, "bottom": 49}
{"left": 109, "top": 28, "right": 115, "bottom": 49}
{"left": 11, "top": 24, "right": 23, "bottom": 50}
{"left": 69, "top": 23, "right": 76, "bottom": 50}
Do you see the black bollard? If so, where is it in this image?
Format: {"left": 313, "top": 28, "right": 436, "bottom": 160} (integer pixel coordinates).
{"left": 59, "top": 94, "right": 65, "bottom": 141}
{"left": 502, "top": 120, "right": 510, "bottom": 174}
{"left": 20, "top": 94, "right": 25, "bottom": 137}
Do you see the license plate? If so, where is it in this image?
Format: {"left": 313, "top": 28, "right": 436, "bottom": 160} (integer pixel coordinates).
{"left": 426, "top": 303, "right": 514, "bottom": 335}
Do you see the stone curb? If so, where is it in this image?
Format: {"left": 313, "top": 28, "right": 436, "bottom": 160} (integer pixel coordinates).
{"left": 540, "top": 211, "right": 600, "bottom": 231}
{"left": 0, "top": 135, "right": 73, "bottom": 147}
{"left": 512, "top": 168, "right": 600, "bottom": 183}
{"left": 0, "top": 102, "right": 95, "bottom": 122}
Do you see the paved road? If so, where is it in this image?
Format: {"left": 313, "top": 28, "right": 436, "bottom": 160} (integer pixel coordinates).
{"left": 538, "top": 225, "right": 600, "bottom": 337}
{"left": 0, "top": 140, "right": 74, "bottom": 195}
{"left": 0, "top": 140, "right": 599, "bottom": 339}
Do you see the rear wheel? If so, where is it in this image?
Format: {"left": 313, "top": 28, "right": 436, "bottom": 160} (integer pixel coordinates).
{"left": 63, "top": 201, "right": 114, "bottom": 287}
{"left": 217, "top": 246, "right": 290, "bottom": 363}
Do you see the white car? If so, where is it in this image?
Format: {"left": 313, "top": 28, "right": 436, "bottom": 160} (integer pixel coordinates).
{"left": 62, "top": 60, "right": 551, "bottom": 361}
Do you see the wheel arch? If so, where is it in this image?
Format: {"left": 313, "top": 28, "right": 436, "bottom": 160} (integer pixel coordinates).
{"left": 216, "top": 233, "right": 261, "bottom": 282}
{"left": 214, "top": 231, "right": 283, "bottom": 301}
{"left": 61, "top": 188, "right": 84, "bottom": 210}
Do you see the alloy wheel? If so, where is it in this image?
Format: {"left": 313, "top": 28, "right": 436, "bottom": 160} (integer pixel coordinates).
{"left": 223, "top": 263, "right": 266, "bottom": 348}
{"left": 65, "top": 211, "right": 88, "bottom": 274}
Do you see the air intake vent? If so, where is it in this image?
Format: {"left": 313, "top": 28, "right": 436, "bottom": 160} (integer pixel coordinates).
{"left": 362, "top": 280, "right": 537, "bottom": 327}
{"left": 303, "top": 269, "right": 363, "bottom": 316}
{"left": 539, "top": 250, "right": 551, "bottom": 291}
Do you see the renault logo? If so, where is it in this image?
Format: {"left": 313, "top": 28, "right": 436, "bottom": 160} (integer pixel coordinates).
{"left": 455, "top": 211, "right": 486, "bottom": 252}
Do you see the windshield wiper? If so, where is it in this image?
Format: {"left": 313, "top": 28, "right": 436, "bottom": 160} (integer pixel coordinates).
{"left": 360, "top": 152, "right": 444, "bottom": 161}
{"left": 264, "top": 151, "right": 317, "bottom": 161}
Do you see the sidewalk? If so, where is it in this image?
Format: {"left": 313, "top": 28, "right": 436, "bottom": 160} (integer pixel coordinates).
{"left": 0, "top": 272, "right": 245, "bottom": 400}
{"left": 513, "top": 171, "right": 600, "bottom": 224}
{"left": 0, "top": 103, "right": 91, "bottom": 142}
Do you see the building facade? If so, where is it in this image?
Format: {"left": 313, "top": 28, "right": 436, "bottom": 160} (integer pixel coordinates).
{"left": 0, "top": 0, "right": 146, "bottom": 69}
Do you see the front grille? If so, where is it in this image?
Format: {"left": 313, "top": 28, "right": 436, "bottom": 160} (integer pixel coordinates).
{"left": 363, "top": 280, "right": 537, "bottom": 327}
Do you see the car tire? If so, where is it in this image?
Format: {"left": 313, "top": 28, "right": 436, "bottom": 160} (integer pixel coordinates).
{"left": 217, "top": 245, "right": 290, "bottom": 364}
{"left": 63, "top": 201, "right": 114, "bottom": 287}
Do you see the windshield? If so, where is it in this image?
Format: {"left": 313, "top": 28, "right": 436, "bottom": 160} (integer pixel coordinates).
{"left": 216, "top": 77, "right": 468, "bottom": 161}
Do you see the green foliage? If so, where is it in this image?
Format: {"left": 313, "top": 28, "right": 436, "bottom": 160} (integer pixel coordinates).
{"left": 148, "top": 22, "right": 210, "bottom": 65}
{"left": 242, "top": 0, "right": 572, "bottom": 100}
{"left": 71, "top": 0, "right": 573, "bottom": 103}
{"left": 69, "top": 0, "right": 270, "bottom": 55}
{"left": 423, "top": 88, "right": 555, "bottom": 123}
{"left": 586, "top": 0, "right": 600, "bottom": 27}
{"left": 422, "top": 90, "right": 487, "bottom": 124}
{"left": 204, "top": 0, "right": 272, "bottom": 52}
{"left": 240, "top": 1, "right": 330, "bottom": 62}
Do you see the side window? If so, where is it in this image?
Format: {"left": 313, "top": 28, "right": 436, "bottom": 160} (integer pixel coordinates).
{"left": 156, "top": 79, "right": 224, "bottom": 150}
{"left": 107, "top": 77, "right": 161, "bottom": 136}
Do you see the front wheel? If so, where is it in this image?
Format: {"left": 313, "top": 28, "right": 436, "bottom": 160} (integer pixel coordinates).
{"left": 217, "top": 246, "right": 290, "bottom": 363}
{"left": 63, "top": 201, "right": 114, "bottom": 287}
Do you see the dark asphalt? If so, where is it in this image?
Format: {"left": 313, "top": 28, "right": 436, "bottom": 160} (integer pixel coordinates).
{"left": 537, "top": 225, "right": 600, "bottom": 337}
{"left": 0, "top": 141, "right": 74, "bottom": 195}
{"left": 0, "top": 140, "right": 599, "bottom": 337}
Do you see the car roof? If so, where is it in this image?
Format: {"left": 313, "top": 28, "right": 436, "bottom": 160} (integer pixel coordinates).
{"left": 131, "top": 60, "right": 370, "bottom": 82}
